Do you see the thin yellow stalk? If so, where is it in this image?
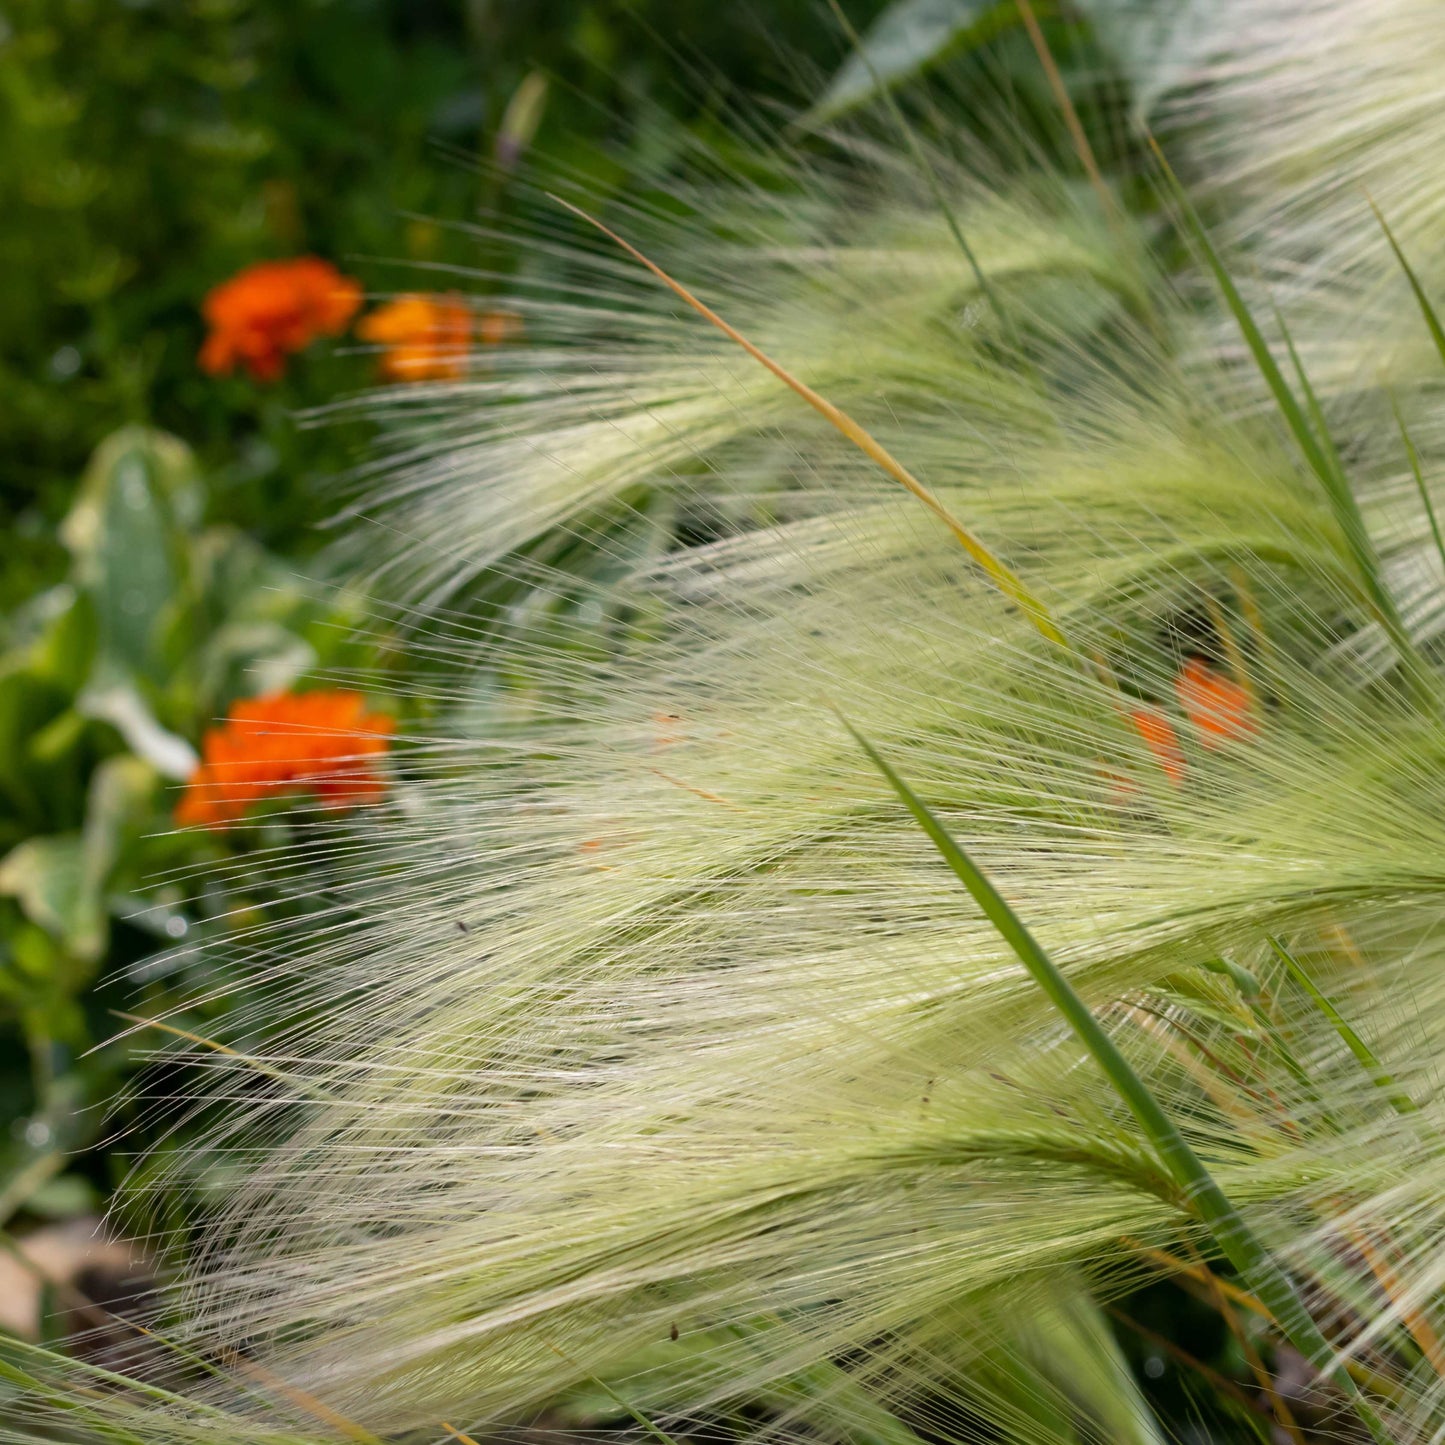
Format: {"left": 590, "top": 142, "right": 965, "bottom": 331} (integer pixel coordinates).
{"left": 441, "top": 1426, "right": 483, "bottom": 1445}
{"left": 1106, "top": 1306, "right": 1266, "bottom": 1420}
{"left": 550, "top": 194, "right": 1066, "bottom": 647}
{"left": 1129, "top": 1240, "right": 1275, "bottom": 1324}
{"left": 1346, "top": 1223, "right": 1445, "bottom": 1378}
{"left": 1014, "top": 0, "right": 1111, "bottom": 218}
{"left": 221, "top": 1351, "right": 384, "bottom": 1445}
{"left": 111, "top": 1009, "right": 337, "bottom": 1105}
{"left": 1185, "top": 1241, "right": 1307, "bottom": 1445}
{"left": 649, "top": 767, "right": 744, "bottom": 810}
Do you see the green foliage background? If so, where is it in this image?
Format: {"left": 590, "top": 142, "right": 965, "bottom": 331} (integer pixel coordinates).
{"left": 0, "top": 0, "right": 887, "bottom": 1257}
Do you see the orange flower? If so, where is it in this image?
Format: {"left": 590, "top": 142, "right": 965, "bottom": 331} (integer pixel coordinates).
{"left": 1175, "top": 657, "right": 1256, "bottom": 748}
{"left": 176, "top": 690, "right": 393, "bottom": 829}
{"left": 1128, "top": 706, "right": 1185, "bottom": 786}
{"left": 356, "top": 293, "right": 473, "bottom": 381}
{"left": 199, "top": 257, "right": 362, "bottom": 382}
{"left": 477, "top": 309, "right": 523, "bottom": 347}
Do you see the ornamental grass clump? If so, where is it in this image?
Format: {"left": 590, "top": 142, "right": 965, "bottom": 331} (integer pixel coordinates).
{"left": 12, "top": 2, "right": 1445, "bottom": 1442}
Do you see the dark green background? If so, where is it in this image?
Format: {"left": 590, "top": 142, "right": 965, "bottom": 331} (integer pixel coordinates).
{"left": 0, "top": 0, "right": 884, "bottom": 1257}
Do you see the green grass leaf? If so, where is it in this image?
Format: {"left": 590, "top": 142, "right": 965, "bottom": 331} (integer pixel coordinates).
{"left": 844, "top": 714, "right": 1395, "bottom": 1445}
{"left": 1267, "top": 936, "right": 1417, "bottom": 1118}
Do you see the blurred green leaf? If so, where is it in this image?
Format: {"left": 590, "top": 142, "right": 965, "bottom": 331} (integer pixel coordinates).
{"left": 0, "top": 662, "right": 72, "bottom": 827}
{"left": 27, "top": 708, "right": 85, "bottom": 766}
{"left": 62, "top": 428, "right": 200, "bottom": 678}
{"left": 496, "top": 70, "right": 549, "bottom": 168}
{"left": 0, "top": 836, "right": 100, "bottom": 961}
{"left": 77, "top": 673, "right": 196, "bottom": 780}
{"left": 806, "top": 0, "right": 1026, "bottom": 123}
{"left": 82, "top": 754, "right": 157, "bottom": 884}
{"left": 196, "top": 620, "right": 316, "bottom": 705}
{"left": 0, "top": 756, "right": 155, "bottom": 963}
{"left": 27, "top": 588, "right": 97, "bottom": 694}
{"left": 0, "top": 1072, "right": 107, "bottom": 1228}
{"left": 60, "top": 427, "right": 201, "bottom": 563}
{"left": 21, "top": 1172, "right": 98, "bottom": 1220}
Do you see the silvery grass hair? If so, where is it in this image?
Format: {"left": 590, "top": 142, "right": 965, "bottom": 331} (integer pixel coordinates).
{"left": 11, "top": 0, "right": 1445, "bottom": 1441}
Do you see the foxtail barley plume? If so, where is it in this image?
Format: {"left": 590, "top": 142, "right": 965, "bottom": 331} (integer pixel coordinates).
{"left": 11, "top": 2, "right": 1445, "bottom": 1442}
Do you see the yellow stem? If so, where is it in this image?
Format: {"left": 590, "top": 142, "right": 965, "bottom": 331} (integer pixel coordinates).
{"left": 1014, "top": 0, "right": 1111, "bottom": 217}
{"left": 1347, "top": 1222, "right": 1445, "bottom": 1378}
{"left": 1186, "top": 1240, "right": 1307, "bottom": 1445}
{"left": 550, "top": 194, "right": 1066, "bottom": 648}
{"left": 441, "top": 1426, "right": 484, "bottom": 1445}
{"left": 220, "top": 1351, "right": 383, "bottom": 1444}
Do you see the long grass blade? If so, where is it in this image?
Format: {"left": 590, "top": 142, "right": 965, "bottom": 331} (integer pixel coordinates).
{"left": 844, "top": 717, "right": 1395, "bottom": 1444}
{"left": 1151, "top": 142, "right": 1421, "bottom": 681}
{"left": 1274, "top": 316, "right": 1427, "bottom": 687}
{"left": 1392, "top": 398, "right": 1445, "bottom": 580}
{"left": 549, "top": 1349, "right": 684, "bottom": 1445}
{"left": 1369, "top": 197, "right": 1445, "bottom": 370}
{"left": 1266, "top": 936, "right": 1417, "bottom": 1117}
{"left": 0, "top": 1356, "right": 150, "bottom": 1445}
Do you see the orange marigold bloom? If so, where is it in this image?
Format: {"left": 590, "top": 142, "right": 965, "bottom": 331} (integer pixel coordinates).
{"left": 356, "top": 293, "right": 474, "bottom": 382}
{"left": 175, "top": 690, "right": 393, "bottom": 829}
{"left": 1175, "top": 656, "right": 1257, "bottom": 749}
{"left": 1128, "top": 706, "right": 1185, "bottom": 786}
{"left": 199, "top": 257, "right": 362, "bottom": 382}
{"left": 477, "top": 309, "right": 523, "bottom": 347}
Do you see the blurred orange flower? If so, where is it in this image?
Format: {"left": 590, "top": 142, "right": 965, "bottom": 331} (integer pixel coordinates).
{"left": 356, "top": 293, "right": 473, "bottom": 381}
{"left": 1175, "top": 657, "right": 1256, "bottom": 748}
{"left": 176, "top": 690, "right": 393, "bottom": 829}
{"left": 477, "top": 309, "right": 524, "bottom": 347}
{"left": 199, "top": 257, "right": 362, "bottom": 382}
{"left": 1128, "top": 706, "right": 1185, "bottom": 786}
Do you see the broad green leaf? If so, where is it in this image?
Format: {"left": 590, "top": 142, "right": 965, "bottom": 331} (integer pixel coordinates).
{"left": 0, "top": 835, "right": 101, "bottom": 961}
{"left": 5, "top": 585, "right": 97, "bottom": 693}
{"left": 82, "top": 754, "right": 157, "bottom": 885}
{"left": 0, "top": 757, "right": 155, "bottom": 961}
{"left": 60, "top": 427, "right": 199, "bottom": 677}
{"left": 192, "top": 620, "right": 316, "bottom": 713}
{"left": 77, "top": 672, "right": 197, "bottom": 780}
{"left": 807, "top": 0, "right": 1025, "bottom": 124}
{"left": 59, "top": 426, "right": 200, "bottom": 563}
{"left": 30, "top": 588, "right": 97, "bottom": 694}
